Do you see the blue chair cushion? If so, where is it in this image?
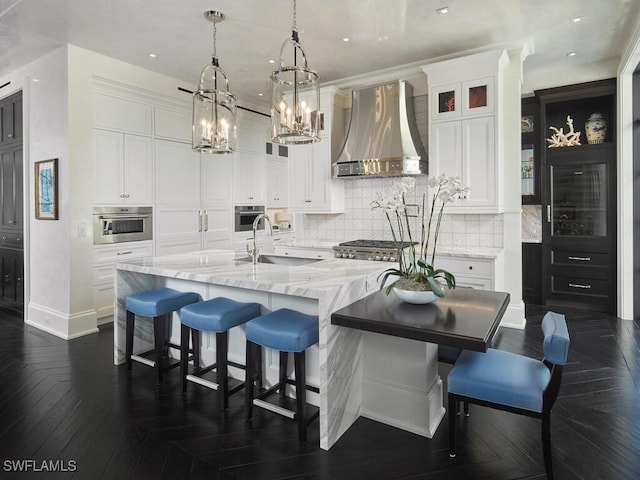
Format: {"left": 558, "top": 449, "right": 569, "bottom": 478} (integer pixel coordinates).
{"left": 246, "top": 308, "right": 319, "bottom": 353}
{"left": 126, "top": 288, "right": 199, "bottom": 317}
{"left": 180, "top": 297, "right": 261, "bottom": 333}
{"left": 448, "top": 348, "right": 551, "bottom": 413}
{"left": 542, "top": 311, "right": 570, "bottom": 366}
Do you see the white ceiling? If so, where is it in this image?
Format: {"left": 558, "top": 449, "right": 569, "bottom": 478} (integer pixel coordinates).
{"left": 1, "top": 0, "right": 639, "bottom": 107}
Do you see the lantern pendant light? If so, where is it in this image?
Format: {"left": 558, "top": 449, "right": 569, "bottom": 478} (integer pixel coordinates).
{"left": 270, "top": 0, "right": 320, "bottom": 145}
{"left": 192, "top": 11, "right": 237, "bottom": 154}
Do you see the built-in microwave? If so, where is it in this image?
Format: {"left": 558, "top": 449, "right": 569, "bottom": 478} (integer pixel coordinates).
{"left": 234, "top": 205, "right": 265, "bottom": 232}
{"left": 93, "top": 206, "right": 153, "bottom": 244}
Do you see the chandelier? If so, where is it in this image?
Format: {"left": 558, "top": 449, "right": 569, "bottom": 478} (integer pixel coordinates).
{"left": 192, "top": 11, "right": 237, "bottom": 154}
{"left": 270, "top": 0, "right": 320, "bottom": 144}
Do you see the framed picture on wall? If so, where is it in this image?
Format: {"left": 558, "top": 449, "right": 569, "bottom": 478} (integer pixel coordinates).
{"left": 35, "top": 158, "right": 58, "bottom": 220}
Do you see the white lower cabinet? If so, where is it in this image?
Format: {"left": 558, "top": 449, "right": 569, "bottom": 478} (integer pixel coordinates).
{"left": 435, "top": 254, "right": 495, "bottom": 290}
{"left": 273, "top": 245, "right": 333, "bottom": 260}
{"left": 93, "top": 241, "right": 153, "bottom": 321}
{"left": 154, "top": 139, "right": 233, "bottom": 256}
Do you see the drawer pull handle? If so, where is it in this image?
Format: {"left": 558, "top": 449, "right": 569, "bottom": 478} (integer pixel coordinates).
{"left": 117, "top": 251, "right": 133, "bottom": 256}
{"left": 568, "top": 256, "right": 591, "bottom": 262}
{"left": 569, "top": 283, "right": 591, "bottom": 289}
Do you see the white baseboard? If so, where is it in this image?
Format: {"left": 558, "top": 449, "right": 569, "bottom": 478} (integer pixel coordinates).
{"left": 361, "top": 376, "right": 445, "bottom": 438}
{"left": 26, "top": 303, "right": 99, "bottom": 340}
{"left": 499, "top": 300, "right": 526, "bottom": 329}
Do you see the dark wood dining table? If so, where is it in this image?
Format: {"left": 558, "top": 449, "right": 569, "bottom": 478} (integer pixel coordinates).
{"left": 331, "top": 287, "right": 510, "bottom": 352}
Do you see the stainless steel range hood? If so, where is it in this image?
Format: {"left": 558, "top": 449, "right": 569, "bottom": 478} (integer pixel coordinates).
{"left": 333, "top": 80, "right": 427, "bottom": 178}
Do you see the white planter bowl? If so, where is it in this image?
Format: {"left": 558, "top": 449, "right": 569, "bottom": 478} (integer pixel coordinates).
{"left": 392, "top": 287, "right": 438, "bottom": 304}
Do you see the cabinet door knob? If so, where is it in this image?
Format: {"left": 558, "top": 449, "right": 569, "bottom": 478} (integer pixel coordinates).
{"left": 7, "top": 134, "right": 12, "bottom": 138}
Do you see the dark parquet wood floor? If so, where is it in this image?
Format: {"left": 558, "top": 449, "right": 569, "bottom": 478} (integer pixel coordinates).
{"left": 0, "top": 304, "right": 638, "bottom": 479}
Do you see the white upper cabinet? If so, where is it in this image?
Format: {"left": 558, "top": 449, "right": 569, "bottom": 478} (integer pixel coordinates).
{"left": 266, "top": 143, "right": 289, "bottom": 208}
{"left": 234, "top": 110, "right": 269, "bottom": 205}
{"left": 154, "top": 106, "right": 192, "bottom": 142}
{"left": 93, "top": 93, "right": 152, "bottom": 135}
{"left": 92, "top": 129, "right": 153, "bottom": 205}
{"left": 422, "top": 50, "right": 508, "bottom": 213}
{"left": 287, "top": 87, "right": 345, "bottom": 213}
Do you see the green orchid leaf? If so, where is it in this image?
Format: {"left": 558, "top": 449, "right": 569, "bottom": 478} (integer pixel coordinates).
{"left": 426, "top": 276, "right": 445, "bottom": 297}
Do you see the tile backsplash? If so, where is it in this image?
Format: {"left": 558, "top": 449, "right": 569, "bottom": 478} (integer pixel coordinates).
{"left": 301, "top": 94, "right": 504, "bottom": 249}
{"left": 302, "top": 176, "right": 504, "bottom": 248}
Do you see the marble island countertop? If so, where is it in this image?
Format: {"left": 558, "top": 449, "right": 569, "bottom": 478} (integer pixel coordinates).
{"left": 115, "top": 249, "right": 389, "bottom": 299}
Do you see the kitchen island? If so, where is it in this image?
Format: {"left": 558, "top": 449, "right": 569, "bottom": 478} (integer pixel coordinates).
{"left": 114, "top": 249, "right": 448, "bottom": 449}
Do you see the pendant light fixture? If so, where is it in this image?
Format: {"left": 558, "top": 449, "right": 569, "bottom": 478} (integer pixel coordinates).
{"left": 270, "top": 0, "right": 320, "bottom": 144}
{"left": 192, "top": 11, "right": 237, "bottom": 154}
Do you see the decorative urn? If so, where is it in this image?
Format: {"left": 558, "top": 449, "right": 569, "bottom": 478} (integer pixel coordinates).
{"left": 585, "top": 113, "right": 607, "bottom": 144}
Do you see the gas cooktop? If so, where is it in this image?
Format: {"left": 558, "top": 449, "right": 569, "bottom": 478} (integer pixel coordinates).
{"left": 337, "top": 240, "right": 417, "bottom": 249}
{"left": 334, "top": 239, "right": 418, "bottom": 261}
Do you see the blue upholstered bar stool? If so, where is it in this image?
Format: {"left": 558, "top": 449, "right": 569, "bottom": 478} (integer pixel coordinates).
{"left": 244, "top": 308, "right": 319, "bottom": 443}
{"left": 179, "top": 297, "right": 261, "bottom": 410}
{"left": 125, "top": 287, "right": 200, "bottom": 384}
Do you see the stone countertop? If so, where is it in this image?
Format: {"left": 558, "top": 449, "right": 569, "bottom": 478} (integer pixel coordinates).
{"left": 433, "top": 246, "right": 504, "bottom": 259}
{"left": 276, "top": 239, "right": 504, "bottom": 259}
{"left": 115, "top": 249, "right": 389, "bottom": 299}
{"left": 274, "top": 239, "right": 338, "bottom": 249}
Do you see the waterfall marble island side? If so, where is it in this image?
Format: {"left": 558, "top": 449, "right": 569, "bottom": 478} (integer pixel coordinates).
{"left": 114, "top": 249, "right": 445, "bottom": 450}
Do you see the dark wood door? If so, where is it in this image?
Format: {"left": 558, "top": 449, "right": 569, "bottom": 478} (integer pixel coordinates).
{"left": 522, "top": 243, "right": 542, "bottom": 305}
{"left": 0, "top": 92, "right": 22, "bottom": 146}
{"left": 1, "top": 147, "right": 23, "bottom": 231}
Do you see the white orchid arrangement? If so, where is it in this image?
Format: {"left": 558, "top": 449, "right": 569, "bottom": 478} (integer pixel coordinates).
{"left": 370, "top": 175, "right": 469, "bottom": 297}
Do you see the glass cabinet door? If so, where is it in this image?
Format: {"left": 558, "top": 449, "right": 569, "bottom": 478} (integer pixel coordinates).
{"left": 550, "top": 163, "right": 607, "bottom": 237}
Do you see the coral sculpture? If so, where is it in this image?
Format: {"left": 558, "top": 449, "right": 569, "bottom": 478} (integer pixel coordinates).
{"left": 547, "top": 116, "right": 582, "bottom": 148}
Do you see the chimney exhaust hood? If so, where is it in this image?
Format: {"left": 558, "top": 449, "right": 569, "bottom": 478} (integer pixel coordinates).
{"left": 333, "top": 80, "right": 427, "bottom": 178}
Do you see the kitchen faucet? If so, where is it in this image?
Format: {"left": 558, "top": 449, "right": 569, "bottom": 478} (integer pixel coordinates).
{"left": 248, "top": 214, "right": 273, "bottom": 264}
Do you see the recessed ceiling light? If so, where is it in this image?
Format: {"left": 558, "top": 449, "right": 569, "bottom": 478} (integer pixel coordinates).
{"left": 148, "top": 53, "right": 157, "bottom": 58}
{"left": 258, "top": 93, "right": 263, "bottom": 97}
{"left": 572, "top": 16, "right": 582, "bottom": 23}
{"left": 437, "top": 6, "right": 449, "bottom": 15}
{"left": 268, "top": 59, "right": 276, "bottom": 64}
{"left": 32, "top": 78, "right": 39, "bottom": 82}
{"left": 566, "top": 51, "right": 577, "bottom": 57}
{"left": 343, "top": 37, "right": 350, "bottom": 42}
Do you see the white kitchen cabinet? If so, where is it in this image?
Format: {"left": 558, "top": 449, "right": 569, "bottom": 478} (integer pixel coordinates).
{"left": 435, "top": 254, "right": 498, "bottom": 290}
{"left": 273, "top": 244, "right": 333, "bottom": 260}
{"left": 154, "top": 106, "right": 191, "bottom": 142}
{"left": 92, "top": 129, "right": 153, "bottom": 205}
{"left": 233, "top": 151, "right": 266, "bottom": 205}
{"left": 93, "top": 241, "right": 153, "bottom": 321}
{"left": 234, "top": 110, "right": 269, "bottom": 205}
{"left": 287, "top": 87, "right": 345, "bottom": 213}
{"left": 266, "top": 143, "right": 289, "bottom": 208}
{"left": 93, "top": 93, "right": 153, "bottom": 135}
{"left": 422, "top": 50, "right": 508, "bottom": 214}
{"left": 154, "top": 139, "right": 233, "bottom": 256}
{"left": 431, "top": 116, "right": 496, "bottom": 210}
{"left": 289, "top": 140, "right": 344, "bottom": 212}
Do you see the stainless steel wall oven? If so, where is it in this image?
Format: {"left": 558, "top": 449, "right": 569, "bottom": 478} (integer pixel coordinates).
{"left": 234, "top": 205, "right": 265, "bottom": 232}
{"left": 93, "top": 206, "right": 152, "bottom": 244}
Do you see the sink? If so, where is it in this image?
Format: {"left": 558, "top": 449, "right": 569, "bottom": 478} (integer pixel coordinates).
{"left": 237, "top": 254, "right": 321, "bottom": 266}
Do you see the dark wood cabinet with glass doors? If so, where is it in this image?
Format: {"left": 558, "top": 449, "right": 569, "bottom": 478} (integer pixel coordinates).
{"left": 538, "top": 79, "right": 616, "bottom": 314}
